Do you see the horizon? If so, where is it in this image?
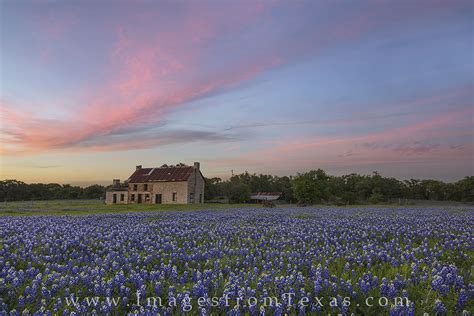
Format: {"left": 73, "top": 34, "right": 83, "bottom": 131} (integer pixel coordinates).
{"left": 1, "top": 0, "right": 473, "bottom": 184}
{"left": 5, "top": 165, "right": 472, "bottom": 188}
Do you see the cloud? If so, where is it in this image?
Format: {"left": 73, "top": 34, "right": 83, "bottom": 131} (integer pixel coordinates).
{"left": 2, "top": 1, "right": 290, "bottom": 155}
{"left": 71, "top": 128, "right": 242, "bottom": 153}
{"left": 0, "top": 103, "right": 242, "bottom": 154}
{"left": 207, "top": 103, "right": 473, "bottom": 174}
{"left": 1, "top": 0, "right": 472, "bottom": 157}
{"left": 221, "top": 110, "right": 429, "bottom": 131}
{"left": 25, "top": 165, "right": 60, "bottom": 169}
{"left": 393, "top": 143, "right": 440, "bottom": 156}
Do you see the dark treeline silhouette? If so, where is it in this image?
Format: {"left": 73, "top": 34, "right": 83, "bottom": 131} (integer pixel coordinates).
{"left": 205, "top": 170, "right": 473, "bottom": 204}
{"left": 1, "top": 170, "right": 473, "bottom": 204}
{"left": 0, "top": 180, "right": 106, "bottom": 202}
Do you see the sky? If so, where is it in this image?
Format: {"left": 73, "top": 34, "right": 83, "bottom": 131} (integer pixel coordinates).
{"left": 0, "top": 0, "right": 473, "bottom": 186}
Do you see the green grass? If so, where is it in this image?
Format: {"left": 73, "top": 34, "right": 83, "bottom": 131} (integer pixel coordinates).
{"left": 1, "top": 200, "right": 470, "bottom": 217}
{"left": 0, "top": 199, "right": 261, "bottom": 216}
{"left": 290, "top": 213, "right": 313, "bottom": 219}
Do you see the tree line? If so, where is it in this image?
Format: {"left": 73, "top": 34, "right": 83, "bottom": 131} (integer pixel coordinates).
{"left": 0, "top": 180, "right": 106, "bottom": 202}
{"left": 1, "top": 170, "right": 472, "bottom": 203}
{"left": 205, "top": 170, "right": 473, "bottom": 204}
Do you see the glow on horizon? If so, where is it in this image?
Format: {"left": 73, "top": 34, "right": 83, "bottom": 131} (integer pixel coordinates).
{"left": 1, "top": 0, "right": 473, "bottom": 185}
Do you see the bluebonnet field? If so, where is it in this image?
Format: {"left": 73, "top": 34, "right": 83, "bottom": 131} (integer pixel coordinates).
{"left": 0, "top": 207, "right": 472, "bottom": 315}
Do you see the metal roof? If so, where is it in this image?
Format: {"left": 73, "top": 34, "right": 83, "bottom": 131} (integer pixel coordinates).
{"left": 128, "top": 166, "right": 195, "bottom": 183}
{"left": 250, "top": 192, "right": 282, "bottom": 201}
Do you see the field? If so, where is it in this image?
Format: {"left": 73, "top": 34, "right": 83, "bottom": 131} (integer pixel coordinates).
{"left": 0, "top": 200, "right": 260, "bottom": 216}
{"left": 0, "top": 204, "right": 472, "bottom": 315}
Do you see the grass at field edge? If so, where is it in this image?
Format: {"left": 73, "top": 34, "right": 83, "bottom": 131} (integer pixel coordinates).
{"left": 0, "top": 203, "right": 262, "bottom": 216}
{"left": 0, "top": 200, "right": 471, "bottom": 216}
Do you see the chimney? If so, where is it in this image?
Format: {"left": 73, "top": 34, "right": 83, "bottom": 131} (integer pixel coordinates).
{"left": 113, "top": 179, "right": 120, "bottom": 187}
{"left": 194, "top": 162, "right": 200, "bottom": 170}
{"left": 136, "top": 165, "right": 142, "bottom": 170}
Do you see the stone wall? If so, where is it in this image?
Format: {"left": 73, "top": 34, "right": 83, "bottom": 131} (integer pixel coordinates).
{"left": 105, "top": 190, "right": 128, "bottom": 205}
{"left": 127, "top": 181, "right": 188, "bottom": 204}
{"left": 152, "top": 181, "right": 188, "bottom": 204}
{"left": 187, "top": 169, "right": 205, "bottom": 203}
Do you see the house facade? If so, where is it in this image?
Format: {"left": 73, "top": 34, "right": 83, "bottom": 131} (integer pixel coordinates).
{"left": 106, "top": 162, "right": 205, "bottom": 205}
{"left": 105, "top": 179, "right": 129, "bottom": 204}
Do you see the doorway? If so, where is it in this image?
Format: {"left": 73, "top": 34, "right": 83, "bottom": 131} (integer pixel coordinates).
{"left": 138, "top": 194, "right": 142, "bottom": 203}
{"left": 155, "top": 194, "right": 162, "bottom": 204}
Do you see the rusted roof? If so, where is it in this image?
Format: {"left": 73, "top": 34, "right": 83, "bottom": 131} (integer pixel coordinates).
{"left": 250, "top": 192, "right": 282, "bottom": 201}
{"left": 128, "top": 166, "right": 195, "bottom": 183}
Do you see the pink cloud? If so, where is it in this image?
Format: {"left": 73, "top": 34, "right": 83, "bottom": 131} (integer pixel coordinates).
{"left": 2, "top": 0, "right": 471, "bottom": 159}
{"left": 1, "top": 3, "right": 282, "bottom": 155}
{"left": 269, "top": 107, "right": 472, "bottom": 153}
{"left": 206, "top": 104, "right": 473, "bottom": 174}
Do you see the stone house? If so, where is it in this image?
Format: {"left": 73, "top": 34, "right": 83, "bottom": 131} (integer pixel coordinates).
{"left": 106, "top": 162, "right": 205, "bottom": 205}
{"left": 105, "top": 179, "right": 129, "bottom": 204}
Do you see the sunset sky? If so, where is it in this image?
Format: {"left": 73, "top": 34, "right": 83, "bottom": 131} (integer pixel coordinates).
{"left": 1, "top": 0, "right": 473, "bottom": 186}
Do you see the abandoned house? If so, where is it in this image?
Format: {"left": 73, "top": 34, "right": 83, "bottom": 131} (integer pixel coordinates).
{"left": 106, "top": 162, "right": 205, "bottom": 205}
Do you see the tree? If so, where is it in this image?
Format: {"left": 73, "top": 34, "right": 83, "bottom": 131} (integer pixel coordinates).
{"left": 224, "top": 182, "right": 251, "bottom": 203}
{"left": 83, "top": 185, "right": 106, "bottom": 199}
{"left": 452, "top": 176, "right": 474, "bottom": 202}
{"left": 292, "top": 169, "right": 330, "bottom": 204}
{"left": 204, "top": 177, "right": 223, "bottom": 201}
{"left": 1, "top": 171, "right": 471, "bottom": 203}
{"left": 0, "top": 180, "right": 106, "bottom": 201}
{"left": 421, "top": 180, "right": 447, "bottom": 200}
{"left": 276, "top": 176, "right": 295, "bottom": 203}
{"left": 368, "top": 188, "right": 384, "bottom": 204}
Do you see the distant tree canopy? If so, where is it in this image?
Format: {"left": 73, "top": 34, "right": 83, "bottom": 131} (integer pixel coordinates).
{"left": 204, "top": 171, "right": 473, "bottom": 204}
{"left": 204, "top": 172, "right": 294, "bottom": 203}
{"left": 1, "top": 171, "right": 472, "bottom": 204}
{"left": 0, "top": 180, "right": 106, "bottom": 201}
{"left": 299, "top": 172, "right": 473, "bottom": 204}
{"left": 161, "top": 162, "right": 187, "bottom": 168}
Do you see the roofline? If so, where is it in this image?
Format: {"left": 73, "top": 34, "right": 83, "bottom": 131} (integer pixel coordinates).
{"left": 127, "top": 179, "right": 189, "bottom": 183}
{"left": 197, "top": 169, "right": 205, "bottom": 180}
{"left": 127, "top": 166, "right": 204, "bottom": 183}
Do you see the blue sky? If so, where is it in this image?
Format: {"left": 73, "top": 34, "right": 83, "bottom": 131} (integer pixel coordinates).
{"left": 1, "top": 0, "right": 472, "bottom": 185}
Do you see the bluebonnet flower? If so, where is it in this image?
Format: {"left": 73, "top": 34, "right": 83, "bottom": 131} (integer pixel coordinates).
{"left": 0, "top": 207, "right": 471, "bottom": 314}
{"left": 434, "top": 299, "right": 447, "bottom": 315}
{"left": 456, "top": 289, "right": 468, "bottom": 310}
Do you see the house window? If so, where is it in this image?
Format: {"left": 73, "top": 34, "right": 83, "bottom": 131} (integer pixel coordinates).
{"left": 144, "top": 184, "right": 148, "bottom": 191}
{"left": 133, "top": 184, "right": 137, "bottom": 191}
{"left": 131, "top": 194, "right": 135, "bottom": 201}
{"left": 120, "top": 194, "right": 124, "bottom": 201}
{"left": 190, "top": 192, "right": 194, "bottom": 202}
{"left": 172, "top": 192, "right": 177, "bottom": 202}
